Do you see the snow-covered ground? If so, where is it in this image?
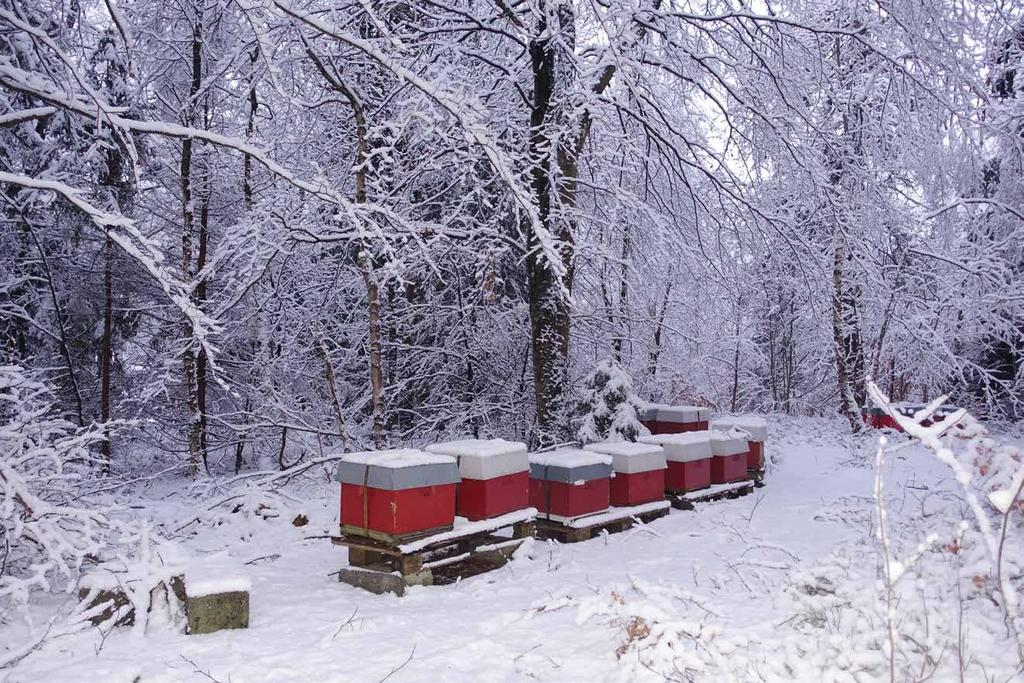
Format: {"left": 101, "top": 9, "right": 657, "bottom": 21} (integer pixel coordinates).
{"left": 3, "top": 418, "right": 1020, "bottom": 682}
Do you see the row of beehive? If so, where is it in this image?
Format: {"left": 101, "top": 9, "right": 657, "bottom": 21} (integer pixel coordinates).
{"left": 861, "top": 402, "right": 960, "bottom": 431}
{"left": 334, "top": 406, "right": 768, "bottom": 538}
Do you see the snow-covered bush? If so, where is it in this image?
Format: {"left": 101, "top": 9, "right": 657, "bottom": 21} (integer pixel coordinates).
{"left": 575, "top": 360, "right": 647, "bottom": 443}
{"left": 0, "top": 366, "right": 179, "bottom": 645}
{"left": 0, "top": 365, "right": 112, "bottom": 606}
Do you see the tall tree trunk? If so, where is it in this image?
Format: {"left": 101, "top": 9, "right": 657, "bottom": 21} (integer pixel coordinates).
{"left": 827, "top": 28, "right": 868, "bottom": 432}
{"left": 525, "top": 0, "right": 633, "bottom": 439}
{"left": 99, "top": 234, "right": 113, "bottom": 473}
{"left": 243, "top": 47, "right": 257, "bottom": 210}
{"left": 22, "top": 220, "right": 85, "bottom": 427}
{"left": 612, "top": 224, "right": 631, "bottom": 363}
{"left": 359, "top": 253, "right": 385, "bottom": 448}
{"left": 647, "top": 275, "right": 673, "bottom": 381}
{"left": 181, "top": 3, "right": 204, "bottom": 475}
{"left": 731, "top": 308, "right": 741, "bottom": 412}
{"left": 196, "top": 161, "right": 210, "bottom": 470}
{"left": 526, "top": 3, "right": 575, "bottom": 441}
{"left": 303, "top": 44, "right": 386, "bottom": 447}
{"left": 831, "top": 224, "right": 862, "bottom": 431}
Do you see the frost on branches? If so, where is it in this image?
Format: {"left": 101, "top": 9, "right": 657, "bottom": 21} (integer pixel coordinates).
{"left": 0, "top": 366, "right": 178, "bottom": 667}
{"left": 575, "top": 360, "right": 647, "bottom": 444}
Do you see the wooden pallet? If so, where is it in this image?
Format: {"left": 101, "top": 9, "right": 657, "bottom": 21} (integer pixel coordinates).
{"left": 332, "top": 509, "right": 536, "bottom": 596}
{"left": 534, "top": 500, "right": 671, "bottom": 544}
{"left": 338, "top": 523, "right": 453, "bottom": 546}
{"left": 750, "top": 469, "right": 766, "bottom": 488}
{"left": 667, "top": 480, "right": 756, "bottom": 510}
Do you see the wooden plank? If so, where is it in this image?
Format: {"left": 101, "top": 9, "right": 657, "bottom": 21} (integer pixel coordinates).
{"left": 339, "top": 523, "right": 453, "bottom": 546}
{"left": 513, "top": 521, "right": 536, "bottom": 539}
{"left": 348, "top": 547, "right": 390, "bottom": 568}
{"left": 535, "top": 502, "right": 671, "bottom": 544}
{"left": 333, "top": 512, "right": 538, "bottom": 594}
{"left": 669, "top": 480, "right": 755, "bottom": 509}
{"left": 332, "top": 536, "right": 403, "bottom": 557}
{"left": 397, "top": 554, "right": 424, "bottom": 576}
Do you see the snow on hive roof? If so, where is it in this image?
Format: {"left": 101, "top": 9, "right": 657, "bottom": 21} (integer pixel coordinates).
{"left": 709, "top": 429, "right": 749, "bottom": 456}
{"left": 638, "top": 432, "right": 711, "bottom": 446}
{"left": 711, "top": 416, "right": 768, "bottom": 440}
{"left": 529, "top": 447, "right": 612, "bottom": 467}
{"left": 425, "top": 438, "right": 526, "bottom": 458}
{"left": 583, "top": 441, "right": 663, "bottom": 457}
{"left": 713, "top": 415, "right": 767, "bottom": 428}
{"left": 339, "top": 448, "right": 455, "bottom": 468}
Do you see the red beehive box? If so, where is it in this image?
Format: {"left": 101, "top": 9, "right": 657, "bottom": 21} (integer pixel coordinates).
{"left": 335, "top": 449, "right": 460, "bottom": 537}
{"left": 708, "top": 430, "right": 749, "bottom": 484}
{"left": 639, "top": 404, "right": 708, "bottom": 434}
{"left": 424, "top": 439, "right": 530, "bottom": 521}
{"left": 861, "top": 407, "right": 891, "bottom": 430}
{"left": 639, "top": 432, "right": 712, "bottom": 493}
{"left": 583, "top": 441, "right": 666, "bottom": 506}
{"left": 529, "top": 448, "right": 612, "bottom": 522}
{"left": 711, "top": 416, "right": 768, "bottom": 471}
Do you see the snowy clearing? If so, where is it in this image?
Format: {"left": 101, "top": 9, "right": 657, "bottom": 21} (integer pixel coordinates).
{"left": 3, "top": 417, "right": 1019, "bottom": 682}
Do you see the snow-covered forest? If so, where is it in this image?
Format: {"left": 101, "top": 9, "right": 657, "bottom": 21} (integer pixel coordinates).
{"left": 2, "top": 0, "right": 1024, "bottom": 680}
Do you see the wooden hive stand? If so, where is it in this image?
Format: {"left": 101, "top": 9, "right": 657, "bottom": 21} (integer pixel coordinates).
{"left": 534, "top": 500, "right": 670, "bottom": 544}
{"left": 667, "top": 480, "right": 756, "bottom": 510}
{"left": 332, "top": 509, "right": 536, "bottom": 596}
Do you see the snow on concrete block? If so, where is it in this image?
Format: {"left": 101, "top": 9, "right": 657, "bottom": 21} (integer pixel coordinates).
{"left": 184, "top": 573, "right": 250, "bottom": 635}
{"left": 186, "top": 575, "right": 252, "bottom": 598}
{"left": 185, "top": 590, "right": 250, "bottom": 635}
{"left": 338, "top": 567, "right": 432, "bottom": 597}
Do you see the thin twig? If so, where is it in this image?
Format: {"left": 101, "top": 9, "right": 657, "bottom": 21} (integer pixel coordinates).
{"left": 378, "top": 646, "right": 416, "bottom": 683}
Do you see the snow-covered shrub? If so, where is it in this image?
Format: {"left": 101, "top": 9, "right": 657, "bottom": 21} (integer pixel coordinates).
{"left": 0, "top": 366, "right": 178, "bottom": 643}
{"left": 0, "top": 365, "right": 111, "bottom": 606}
{"left": 575, "top": 360, "right": 647, "bottom": 444}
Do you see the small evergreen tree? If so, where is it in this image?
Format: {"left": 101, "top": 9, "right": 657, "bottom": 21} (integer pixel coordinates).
{"left": 575, "top": 360, "right": 647, "bottom": 444}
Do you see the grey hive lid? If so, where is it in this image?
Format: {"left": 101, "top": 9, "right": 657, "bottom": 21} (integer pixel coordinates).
{"left": 529, "top": 448, "right": 613, "bottom": 483}
{"left": 333, "top": 449, "right": 460, "bottom": 490}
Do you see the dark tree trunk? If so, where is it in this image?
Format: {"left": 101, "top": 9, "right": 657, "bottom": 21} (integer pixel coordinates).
{"left": 526, "top": 3, "right": 576, "bottom": 442}
{"left": 181, "top": 3, "right": 204, "bottom": 475}
{"left": 99, "top": 234, "right": 113, "bottom": 472}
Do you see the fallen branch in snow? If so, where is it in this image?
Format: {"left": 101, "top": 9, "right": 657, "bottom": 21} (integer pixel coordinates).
{"left": 179, "top": 654, "right": 228, "bottom": 683}
{"left": 378, "top": 646, "right": 416, "bottom": 683}
{"left": 331, "top": 606, "right": 361, "bottom": 639}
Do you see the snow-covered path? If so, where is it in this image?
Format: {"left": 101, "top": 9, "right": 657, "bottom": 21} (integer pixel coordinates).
{"left": 2, "top": 420, "right": 984, "bottom": 682}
